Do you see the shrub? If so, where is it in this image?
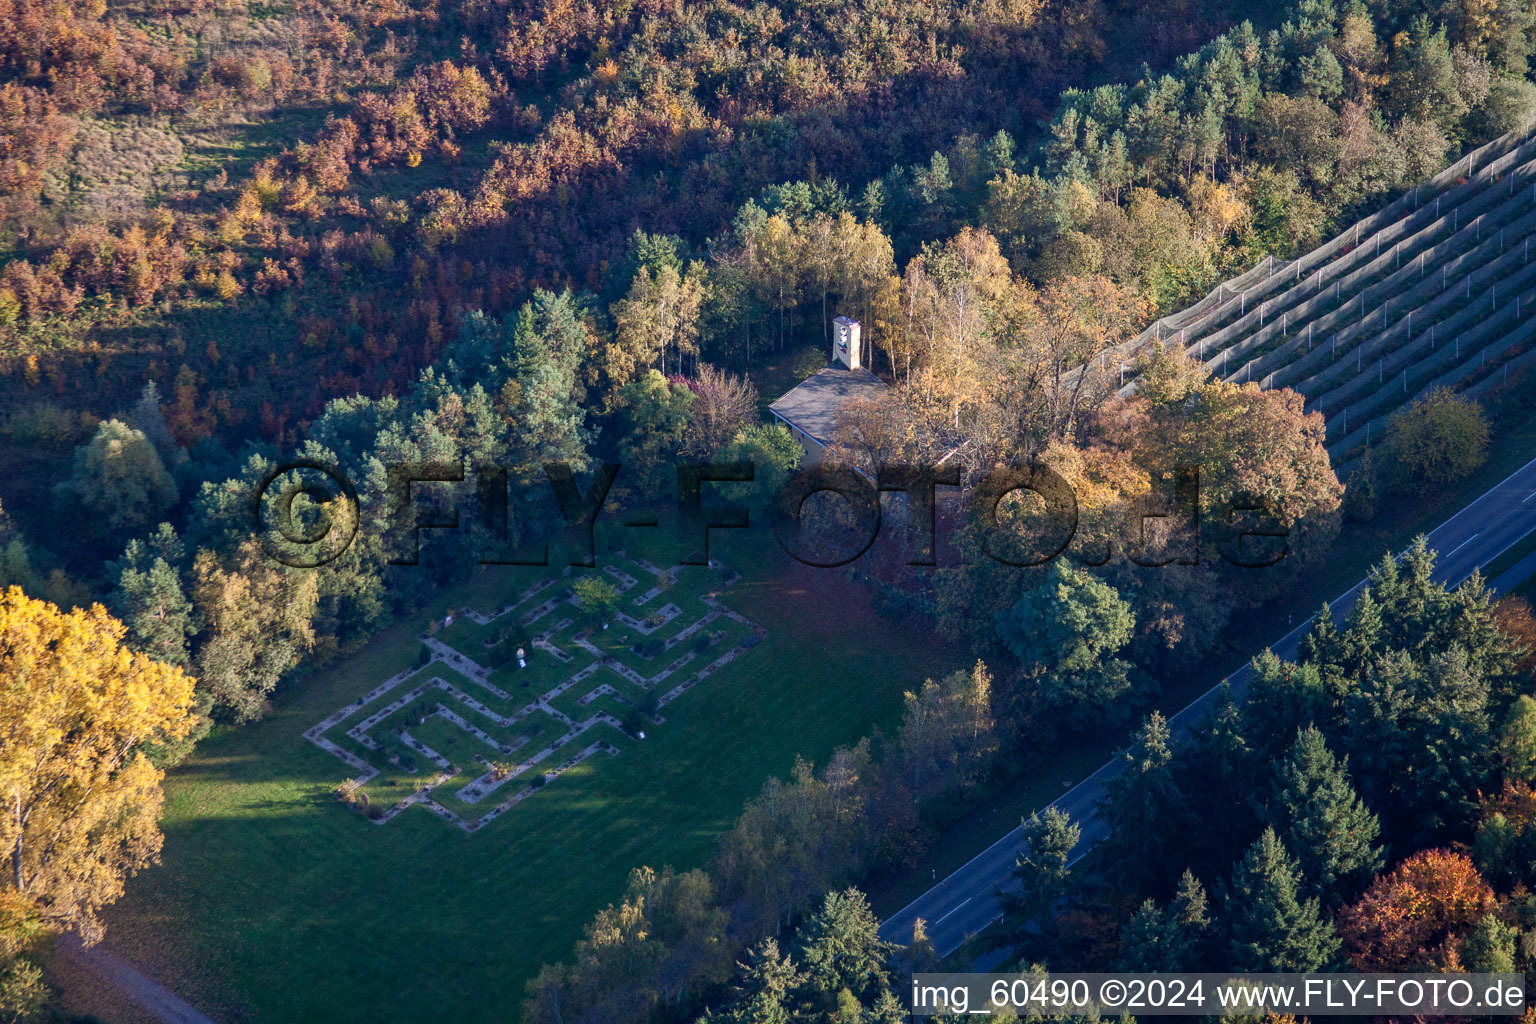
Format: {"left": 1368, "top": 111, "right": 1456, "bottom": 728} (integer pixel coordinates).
{"left": 572, "top": 577, "right": 620, "bottom": 625}
{"left": 1342, "top": 448, "right": 1378, "bottom": 522}
{"left": 1383, "top": 388, "right": 1489, "bottom": 490}
{"left": 1473, "top": 78, "right": 1536, "bottom": 139}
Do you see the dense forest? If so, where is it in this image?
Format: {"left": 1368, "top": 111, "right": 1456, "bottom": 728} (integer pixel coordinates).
{"left": 0, "top": 0, "right": 1226, "bottom": 445}
{"left": 4, "top": 0, "right": 1536, "bottom": 1018}
{"left": 5, "top": 0, "right": 1529, "bottom": 645}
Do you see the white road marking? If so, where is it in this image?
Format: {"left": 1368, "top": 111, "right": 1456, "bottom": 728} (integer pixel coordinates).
{"left": 1445, "top": 533, "right": 1479, "bottom": 559}
{"left": 934, "top": 896, "right": 971, "bottom": 925}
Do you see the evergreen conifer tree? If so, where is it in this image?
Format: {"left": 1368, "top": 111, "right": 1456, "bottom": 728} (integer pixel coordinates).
{"left": 1224, "top": 828, "right": 1341, "bottom": 971}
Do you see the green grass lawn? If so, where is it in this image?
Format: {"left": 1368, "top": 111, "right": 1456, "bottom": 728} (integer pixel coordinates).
{"left": 98, "top": 529, "right": 956, "bottom": 1023}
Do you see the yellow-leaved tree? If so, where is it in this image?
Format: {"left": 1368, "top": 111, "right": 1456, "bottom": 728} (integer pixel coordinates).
{"left": 0, "top": 587, "right": 196, "bottom": 942}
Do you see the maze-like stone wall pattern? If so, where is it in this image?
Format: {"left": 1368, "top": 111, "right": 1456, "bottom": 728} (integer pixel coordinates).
{"left": 304, "top": 556, "right": 764, "bottom": 832}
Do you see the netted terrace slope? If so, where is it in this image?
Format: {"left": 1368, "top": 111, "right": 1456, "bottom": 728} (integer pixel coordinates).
{"left": 1117, "top": 127, "right": 1536, "bottom": 465}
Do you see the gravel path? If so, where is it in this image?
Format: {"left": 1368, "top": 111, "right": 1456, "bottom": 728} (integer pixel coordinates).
{"left": 56, "top": 934, "right": 218, "bottom": 1024}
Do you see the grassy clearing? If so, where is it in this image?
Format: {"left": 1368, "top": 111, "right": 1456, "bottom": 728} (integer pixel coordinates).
{"left": 97, "top": 527, "right": 956, "bottom": 1022}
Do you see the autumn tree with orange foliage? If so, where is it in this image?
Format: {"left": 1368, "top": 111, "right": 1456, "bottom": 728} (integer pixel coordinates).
{"left": 1492, "top": 595, "right": 1536, "bottom": 680}
{"left": 1337, "top": 849, "right": 1499, "bottom": 970}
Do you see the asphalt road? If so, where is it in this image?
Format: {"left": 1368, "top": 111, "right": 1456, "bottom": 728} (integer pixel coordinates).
{"left": 879, "top": 454, "right": 1536, "bottom": 957}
